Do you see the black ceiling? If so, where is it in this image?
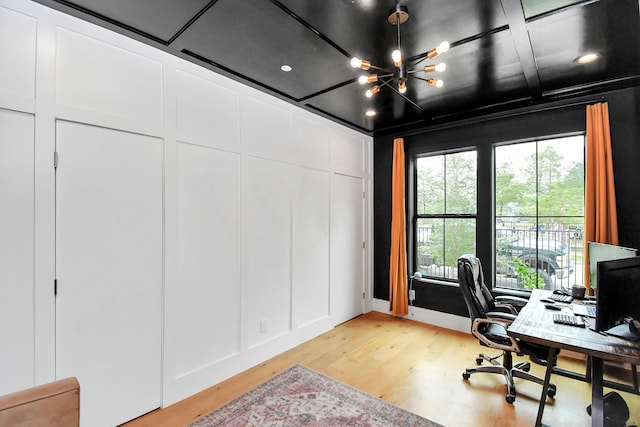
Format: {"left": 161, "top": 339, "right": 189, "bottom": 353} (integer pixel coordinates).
{"left": 34, "top": 0, "right": 640, "bottom": 136}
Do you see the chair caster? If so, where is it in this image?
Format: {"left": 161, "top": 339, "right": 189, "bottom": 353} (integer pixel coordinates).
{"left": 506, "top": 394, "right": 516, "bottom": 404}
{"left": 462, "top": 372, "right": 471, "bottom": 380}
{"left": 547, "top": 384, "right": 557, "bottom": 398}
{"left": 476, "top": 357, "right": 483, "bottom": 365}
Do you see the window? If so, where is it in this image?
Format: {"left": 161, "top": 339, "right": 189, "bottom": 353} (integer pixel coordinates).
{"left": 415, "top": 150, "right": 477, "bottom": 280}
{"left": 494, "top": 135, "right": 584, "bottom": 291}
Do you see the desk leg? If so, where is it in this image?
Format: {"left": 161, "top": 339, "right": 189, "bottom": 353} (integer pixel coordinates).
{"left": 535, "top": 347, "right": 559, "bottom": 427}
{"left": 591, "top": 357, "right": 604, "bottom": 427}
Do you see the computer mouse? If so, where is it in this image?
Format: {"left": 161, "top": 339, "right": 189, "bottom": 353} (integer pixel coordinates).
{"left": 545, "top": 303, "right": 561, "bottom": 310}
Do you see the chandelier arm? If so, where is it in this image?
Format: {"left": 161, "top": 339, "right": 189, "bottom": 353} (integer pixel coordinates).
{"left": 409, "top": 75, "right": 429, "bottom": 82}
{"left": 367, "top": 64, "right": 395, "bottom": 73}
{"left": 387, "top": 85, "right": 424, "bottom": 112}
{"left": 396, "top": 11, "right": 402, "bottom": 52}
{"left": 376, "top": 77, "right": 395, "bottom": 90}
{"left": 407, "top": 55, "right": 428, "bottom": 67}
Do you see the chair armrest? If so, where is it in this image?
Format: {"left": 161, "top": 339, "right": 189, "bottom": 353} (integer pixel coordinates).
{"left": 472, "top": 318, "right": 521, "bottom": 353}
{"left": 495, "top": 295, "right": 529, "bottom": 312}
{"left": 486, "top": 311, "right": 517, "bottom": 325}
{"left": 493, "top": 302, "right": 518, "bottom": 315}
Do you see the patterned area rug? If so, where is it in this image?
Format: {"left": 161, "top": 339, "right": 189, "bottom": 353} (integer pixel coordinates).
{"left": 188, "top": 364, "right": 441, "bottom": 426}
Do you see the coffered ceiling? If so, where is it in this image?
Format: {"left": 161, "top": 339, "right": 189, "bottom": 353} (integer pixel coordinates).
{"left": 34, "top": 0, "right": 640, "bottom": 135}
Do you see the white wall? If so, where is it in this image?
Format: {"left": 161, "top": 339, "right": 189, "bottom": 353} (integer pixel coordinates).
{"left": 0, "top": 0, "right": 372, "bottom": 421}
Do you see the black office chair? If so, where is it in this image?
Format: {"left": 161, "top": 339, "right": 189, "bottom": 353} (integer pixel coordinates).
{"left": 458, "top": 254, "right": 557, "bottom": 403}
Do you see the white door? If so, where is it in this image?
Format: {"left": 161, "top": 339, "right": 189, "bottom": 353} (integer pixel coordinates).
{"left": 330, "top": 174, "right": 364, "bottom": 325}
{"left": 55, "top": 121, "right": 162, "bottom": 427}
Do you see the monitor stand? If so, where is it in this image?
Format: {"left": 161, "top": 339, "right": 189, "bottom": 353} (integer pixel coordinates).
{"left": 605, "top": 324, "right": 640, "bottom": 342}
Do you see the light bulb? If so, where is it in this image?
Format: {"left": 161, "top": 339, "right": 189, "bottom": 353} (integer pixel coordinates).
{"left": 351, "top": 57, "right": 371, "bottom": 70}
{"left": 398, "top": 81, "right": 407, "bottom": 93}
{"left": 365, "top": 85, "right": 380, "bottom": 97}
{"left": 424, "top": 62, "right": 447, "bottom": 73}
{"left": 428, "top": 41, "right": 451, "bottom": 59}
{"left": 427, "top": 78, "right": 444, "bottom": 88}
{"left": 358, "top": 74, "right": 378, "bottom": 84}
{"left": 436, "top": 41, "right": 450, "bottom": 54}
{"left": 392, "top": 49, "right": 402, "bottom": 67}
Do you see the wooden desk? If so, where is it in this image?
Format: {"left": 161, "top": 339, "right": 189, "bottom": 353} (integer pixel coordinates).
{"left": 508, "top": 289, "right": 640, "bottom": 427}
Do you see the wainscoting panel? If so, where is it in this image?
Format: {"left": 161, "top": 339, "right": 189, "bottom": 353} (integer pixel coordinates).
{"left": 293, "top": 167, "right": 330, "bottom": 327}
{"left": 0, "top": 5, "right": 36, "bottom": 100}
{"left": 330, "top": 131, "right": 366, "bottom": 177}
{"left": 174, "top": 142, "right": 242, "bottom": 377}
{"left": 242, "top": 96, "right": 293, "bottom": 163}
{"left": 55, "top": 28, "right": 163, "bottom": 126}
{"left": 0, "top": 109, "right": 34, "bottom": 395}
{"left": 293, "top": 115, "right": 330, "bottom": 171}
{"left": 330, "top": 174, "right": 365, "bottom": 325}
{"left": 243, "top": 156, "right": 292, "bottom": 348}
{"left": 176, "top": 70, "right": 240, "bottom": 151}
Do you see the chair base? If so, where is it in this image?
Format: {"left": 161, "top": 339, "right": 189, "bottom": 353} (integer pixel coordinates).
{"left": 462, "top": 351, "right": 557, "bottom": 404}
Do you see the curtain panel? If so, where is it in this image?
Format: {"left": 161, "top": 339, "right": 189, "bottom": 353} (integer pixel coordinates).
{"left": 584, "top": 102, "right": 618, "bottom": 293}
{"left": 389, "top": 138, "right": 409, "bottom": 315}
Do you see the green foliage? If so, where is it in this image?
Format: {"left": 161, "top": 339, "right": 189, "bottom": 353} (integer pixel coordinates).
{"left": 415, "top": 152, "right": 477, "bottom": 274}
{"left": 513, "top": 258, "right": 545, "bottom": 290}
{"left": 495, "top": 139, "right": 585, "bottom": 221}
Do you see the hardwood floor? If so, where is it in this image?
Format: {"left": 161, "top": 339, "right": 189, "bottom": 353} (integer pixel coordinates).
{"left": 122, "top": 311, "right": 639, "bottom": 426}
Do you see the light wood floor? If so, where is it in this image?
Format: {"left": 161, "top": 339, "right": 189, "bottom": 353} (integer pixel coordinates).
{"left": 122, "top": 311, "right": 639, "bottom": 426}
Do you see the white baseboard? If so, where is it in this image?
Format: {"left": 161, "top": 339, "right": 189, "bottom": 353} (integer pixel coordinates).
{"left": 372, "top": 298, "right": 469, "bottom": 334}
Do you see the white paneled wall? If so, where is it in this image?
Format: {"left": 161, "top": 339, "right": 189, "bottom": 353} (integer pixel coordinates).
{"left": 243, "top": 96, "right": 293, "bottom": 162}
{"left": 55, "top": 28, "right": 163, "bottom": 126}
{"left": 242, "top": 156, "right": 293, "bottom": 347}
{"left": 174, "top": 142, "right": 242, "bottom": 376}
{"left": 0, "top": 6, "right": 36, "bottom": 101}
{"left": 0, "top": 110, "right": 35, "bottom": 395}
{"left": 293, "top": 167, "right": 330, "bottom": 328}
{"left": 0, "top": 0, "right": 372, "bottom": 423}
{"left": 175, "top": 70, "right": 240, "bottom": 150}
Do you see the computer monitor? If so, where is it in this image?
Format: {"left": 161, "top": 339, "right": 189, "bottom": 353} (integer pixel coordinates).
{"left": 588, "top": 242, "right": 638, "bottom": 289}
{"left": 595, "top": 256, "right": 640, "bottom": 336}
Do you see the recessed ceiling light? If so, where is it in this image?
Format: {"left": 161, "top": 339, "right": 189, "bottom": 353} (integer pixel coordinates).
{"left": 365, "top": 110, "right": 377, "bottom": 117}
{"left": 280, "top": 64, "right": 292, "bottom": 72}
{"left": 576, "top": 53, "right": 599, "bottom": 64}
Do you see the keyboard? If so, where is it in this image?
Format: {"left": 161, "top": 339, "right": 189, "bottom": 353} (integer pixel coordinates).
{"left": 572, "top": 304, "right": 596, "bottom": 317}
{"left": 549, "top": 293, "right": 573, "bottom": 303}
{"left": 553, "top": 313, "right": 585, "bottom": 327}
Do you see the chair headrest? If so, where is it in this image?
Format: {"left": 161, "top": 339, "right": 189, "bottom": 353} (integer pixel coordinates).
{"left": 460, "top": 254, "right": 480, "bottom": 282}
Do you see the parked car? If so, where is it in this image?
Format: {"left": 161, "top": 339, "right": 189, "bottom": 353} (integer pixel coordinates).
{"left": 496, "top": 235, "right": 574, "bottom": 289}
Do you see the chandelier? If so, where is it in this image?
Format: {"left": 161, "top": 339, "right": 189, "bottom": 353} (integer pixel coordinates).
{"left": 350, "top": 5, "right": 449, "bottom": 102}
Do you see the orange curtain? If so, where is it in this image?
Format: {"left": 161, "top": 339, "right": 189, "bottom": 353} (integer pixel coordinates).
{"left": 389, "top": 138, "right": 409, "bottom": 316}
{"left": 584, "top": 102, "right": 618, "bottom": 293}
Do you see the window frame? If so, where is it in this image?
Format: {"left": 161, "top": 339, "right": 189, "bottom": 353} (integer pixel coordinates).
{"left": 412, "top": 148, "right": 478, "bottom": 284}
{"left": 492, "top": 134, "right": 585, "bottom": 292}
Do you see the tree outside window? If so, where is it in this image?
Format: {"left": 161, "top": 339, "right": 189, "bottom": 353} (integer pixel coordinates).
{"left": 495, "top": 136, "right": 584, "bottom": 291}
{"left": 415, "top": 150, "right": 477, "bottom": 280}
